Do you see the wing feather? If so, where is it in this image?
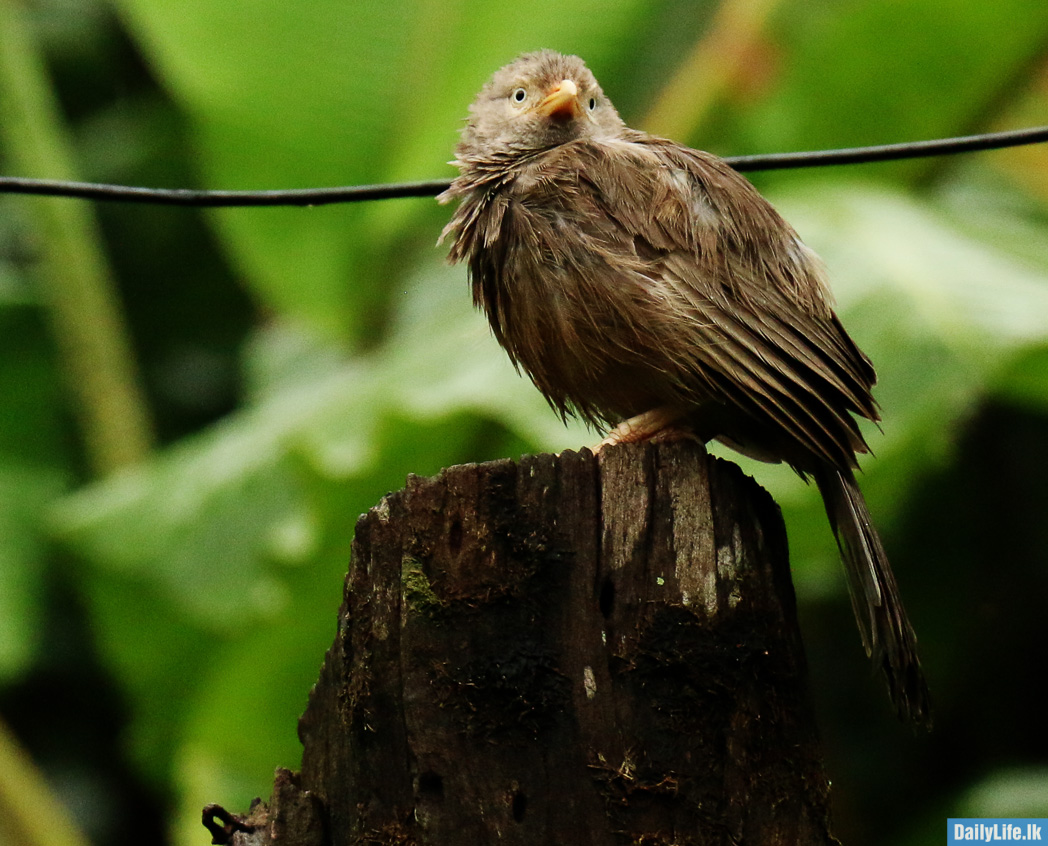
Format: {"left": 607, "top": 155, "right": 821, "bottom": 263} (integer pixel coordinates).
{"left": 577, "top": 135, "right": 880, "bottom": 468}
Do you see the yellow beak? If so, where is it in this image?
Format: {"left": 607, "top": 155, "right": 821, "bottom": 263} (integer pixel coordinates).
{"left": 537, "top": 78, "right": 580, "bottom": 120}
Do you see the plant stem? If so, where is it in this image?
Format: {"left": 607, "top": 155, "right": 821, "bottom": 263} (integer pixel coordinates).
{"left": 642, "top": 0, "right": 782, "bottom": 143}
{"left": 0, "top": 0, "right": 153, "bottom": 475}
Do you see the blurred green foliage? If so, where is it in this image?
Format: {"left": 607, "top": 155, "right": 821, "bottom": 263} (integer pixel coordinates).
{"left": 2, "top": 0, "right": 1048, "bottom": 845}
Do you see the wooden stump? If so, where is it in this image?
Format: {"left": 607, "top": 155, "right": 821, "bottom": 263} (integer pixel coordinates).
{"left": 211, "top": 441, "right": 836, "bottom": 845}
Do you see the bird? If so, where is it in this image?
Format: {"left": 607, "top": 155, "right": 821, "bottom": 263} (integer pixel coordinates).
{"left": 438, "top": 50, "right": 930, "bottom": 726}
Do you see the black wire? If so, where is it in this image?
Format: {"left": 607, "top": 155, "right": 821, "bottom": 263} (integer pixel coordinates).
{"left": 1, "top": 125, "right": 1046, "bottom": 208}
{"left": 0, "top": 176, "right": 452, "bottom": 207}
{"left": 726, "top": 124, "right": 1048, "bottom": 171}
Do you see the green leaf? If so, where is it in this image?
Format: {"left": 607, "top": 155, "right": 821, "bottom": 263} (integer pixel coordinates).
{"left": 747, "top": 0, "right": 1048, "bottom": 171}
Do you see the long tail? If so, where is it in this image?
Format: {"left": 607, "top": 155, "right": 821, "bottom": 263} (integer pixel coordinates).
{"left": 815, "top": 467, "right": 931, "bottom": 727}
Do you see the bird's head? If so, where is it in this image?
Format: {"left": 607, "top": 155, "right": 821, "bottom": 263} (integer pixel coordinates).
{"left": 456, "top": 50, "right": 626, "bottom": 160}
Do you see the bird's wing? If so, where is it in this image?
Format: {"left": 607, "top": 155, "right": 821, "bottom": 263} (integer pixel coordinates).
{"left": 578, "top": 134, "right": 880, "bottom": 469}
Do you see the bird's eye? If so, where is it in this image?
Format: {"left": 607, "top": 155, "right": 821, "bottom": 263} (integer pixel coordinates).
{"left": 511, "top": 87, "right": 527, "bottom": 104}
{"left": 588, "top": 97, "right": 597, "bottom": 111}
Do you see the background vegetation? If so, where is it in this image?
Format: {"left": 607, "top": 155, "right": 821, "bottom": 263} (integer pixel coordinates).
{"left": 2, "top": 0, "right": 1048, "bottom": 844}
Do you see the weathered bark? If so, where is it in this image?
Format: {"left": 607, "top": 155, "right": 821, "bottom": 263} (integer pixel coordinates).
{"left": 210, "top": 441, "right": 836, "bottom": 845}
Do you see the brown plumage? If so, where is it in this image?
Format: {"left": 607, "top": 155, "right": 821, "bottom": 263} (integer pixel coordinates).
{"left": 439, "top": 50, "right": 930, "bottom": 726}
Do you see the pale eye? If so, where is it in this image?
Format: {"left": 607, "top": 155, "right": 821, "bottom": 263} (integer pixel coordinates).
{"left": 511, "top": 87, "right": 527, "bottom": 104}
{"left": 588, "top": 97, "right": 597, "bottom": 111}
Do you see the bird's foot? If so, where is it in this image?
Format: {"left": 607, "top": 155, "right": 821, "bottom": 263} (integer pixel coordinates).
{"left": 593, "top": 407, "right": 692, "bottom": 453}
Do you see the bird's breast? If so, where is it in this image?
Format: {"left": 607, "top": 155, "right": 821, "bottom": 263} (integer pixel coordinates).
{"left": 467, "top": 180, "right": 680, "bottom": 423}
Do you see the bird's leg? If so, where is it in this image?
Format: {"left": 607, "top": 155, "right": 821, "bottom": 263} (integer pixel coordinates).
{"left": 594, "top": 406, "right": 693, "bottom": 453}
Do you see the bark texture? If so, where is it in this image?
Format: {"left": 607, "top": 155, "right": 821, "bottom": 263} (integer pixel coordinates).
{"left": 211, "top": 442, "right": 837, "bottom": 846}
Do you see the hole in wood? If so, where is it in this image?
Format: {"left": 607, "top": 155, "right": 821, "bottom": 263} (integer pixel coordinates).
{"left": 599, "top": 575, "right": 615, "bottom": 619}
{"left": 511, "top": 789, "right": 527, "bottom": 822}
{"left": 448, "top": 517, "right": 463, "bottom": 556}
{"left": 418, "top": 771, "right": 444, "bottom": 800}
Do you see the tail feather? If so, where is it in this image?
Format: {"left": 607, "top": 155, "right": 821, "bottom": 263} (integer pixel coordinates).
{"left": 816, "top": 467, "right": 931, "bottom": 727}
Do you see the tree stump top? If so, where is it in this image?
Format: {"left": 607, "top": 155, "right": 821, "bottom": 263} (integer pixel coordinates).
{"left": 228, "top": 443, "right": 835, "bottom": 845}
